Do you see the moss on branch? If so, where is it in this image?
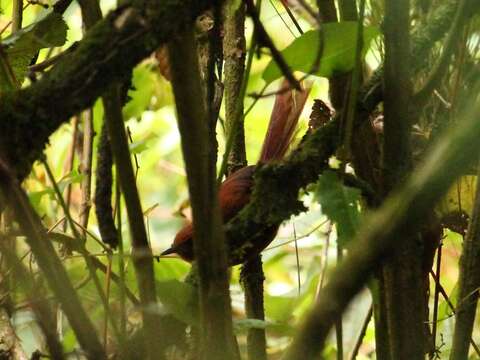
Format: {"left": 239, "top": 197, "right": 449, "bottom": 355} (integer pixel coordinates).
{"left": 0, "top": 0, "right": 214, "bottom": 178}
{"left": 226, "top": 118, "right": 340, "bottom": 252}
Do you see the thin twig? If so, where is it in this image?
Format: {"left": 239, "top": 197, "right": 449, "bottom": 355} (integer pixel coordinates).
{"left": 28, "top": 46, "right": 76, "bottom": 73}
{"left": 42, "top": 159, "right": 122, "bottom": 341}
{"left": 62, "top": 116, "right": 79, "bottom": 233}
{"left": 103, "top": 256, "right": 112, "bottom": 350}
{"left": 336, "top": 235, "right": 343, "bottom": 360}
{"left": 429, "top": 270, "right": 480, "bottom": 357}
{"left": 284, "top": 90, "right": 480, "bottom": 359}
{"left": 430, "top": 241, "right": 443, "bottom": 358}
{"left": 245, "top": 0, "right": 301, "bottom": 90}
{"left": 278, "top": 0, "right": 304, "bottom": 35}
{"left": 0, "top": 242, "right": 64, "bottom": 360}
{"left": 413, "top": 0, "right": 469, "bottom": 108}
{"left": 293, "top": 222, "right": 301, "bottom": 296}
{"left": 0, "top": 159, "right": 106, "bottom": 359}
{"left": 349, "top": 305, "right": 373, "bottom": 360}
{"left": 79, "top": 109, "right": 94, "bottom": 233}
{"left": 115, "top": 183, "right": 127, "bottom": 338}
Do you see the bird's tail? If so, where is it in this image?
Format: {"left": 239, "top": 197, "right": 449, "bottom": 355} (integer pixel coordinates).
{"left": 259, "top": 79, "right": 310, "bottom": 163}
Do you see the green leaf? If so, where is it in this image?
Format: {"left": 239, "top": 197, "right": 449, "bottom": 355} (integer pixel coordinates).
{"left": 155, "top": 280, "right": 199, "bottom": 326}
{"left": 315, "top": 171, "right": 361, "bottom": 247}
{"left": 1, "top": 12, "right": 68, "bottom": 85}
{"left": 57, "top": 169, "right": 84, "bottom": 193}
{"left": 155, "top": 258, "right": 190, "bottom": 281}
{"left": 438, "top": 284, "right": 458, "bottom": 321}
{"left": 262, "top": 22, "right": 380, "bottom": 84}
{"left": 129, "top": 139, "right": 150, "bottom": 154}
{"left": 28, "top": 189, "right": 54, "bottom": 211}
{"left": 123, "top": 65, "right": 157, "bottom": 120}
{"left": 264, "top": 294, "right": 297, "bottom": 323}
{"left": 128, "top": 133, "right": 158, "bottom": 154}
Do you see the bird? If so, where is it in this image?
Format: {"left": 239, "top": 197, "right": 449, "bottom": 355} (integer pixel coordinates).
{"left": 162, "top": 80, "right": 310, "bottom": 265}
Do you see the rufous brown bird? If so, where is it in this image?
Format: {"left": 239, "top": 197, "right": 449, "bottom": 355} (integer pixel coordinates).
{"left": 162, "top": 80, "right": 310, "bottom": 265}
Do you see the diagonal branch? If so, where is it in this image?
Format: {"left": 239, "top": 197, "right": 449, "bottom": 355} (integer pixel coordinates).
{"left": 0, "top": 0, "right": 216, "bottom": 179}
{"left": 0, "top": 159, "right": 106, "bottom": 359}
{"left": 0, "top": 0, "right": 471, "bottom": 264}
{"left": 284, "top": 85, "right": 480, "bottom": 359}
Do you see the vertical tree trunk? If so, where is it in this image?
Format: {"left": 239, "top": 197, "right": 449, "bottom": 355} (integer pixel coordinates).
{"left": 168, "top": 28, "right": 238, "bottom": 360}
{"left": 382, "top": 1, "right": 426, "bottom": 358}
{"left": 223, "top": 1, "right": 267, "bottom": 358}
{"left": 241, "top": 257, "right": 267, "bottom": 360}
{"left": 450, "top": 162, "right": 480, "bottom": 359}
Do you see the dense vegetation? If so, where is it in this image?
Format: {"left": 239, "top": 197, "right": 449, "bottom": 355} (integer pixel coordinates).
{"left": 0, "top": 0, "right": 479, "bottom": 359}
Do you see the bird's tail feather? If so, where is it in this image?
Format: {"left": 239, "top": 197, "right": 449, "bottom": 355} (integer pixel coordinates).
{"left": 259, "top": 79, "right": 310, "bottom": 163}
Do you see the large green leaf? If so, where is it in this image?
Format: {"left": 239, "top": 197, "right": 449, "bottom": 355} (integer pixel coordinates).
{"left": 315, "top": 171, "right": 361, "bottom": 247}
{"left": 123, "top": 64, "right": 172, "bottom": 120}
{"left": 1, "top": 12, "right": 68, "bottom": 87}
{"left": 155, "top": 279, "right": 199, "bottom": 326}
{"left": 262, "top": 22, "right": 380, "bottom": 84}
{"left": 264, "top": 294, "right": 297, "bottom": 323}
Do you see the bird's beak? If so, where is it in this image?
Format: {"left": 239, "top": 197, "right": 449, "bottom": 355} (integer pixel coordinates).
{"left": 160, "top": 246, "right": 177, "bottom": 256}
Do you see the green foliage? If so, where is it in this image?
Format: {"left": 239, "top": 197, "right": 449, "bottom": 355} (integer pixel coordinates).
{"left": 28, "top": 169, "right": 84, "bottom": 211}
{"left": 123, "top": 64, "right": 172, "bottom": 120}
{"left": 1, "top": 12, "right": 67, "bottom": 86}
{"left": 155, "top": 280, "right": 198, "bottom": 325}
{"left": 129, "top": 133, "right": 158, "bottom": 155}
{"left": 5, "top": 1, "right": 472, "bottom": 358}
{"left": 262, "top": 22, "right": 380, "bottom": 84}
{"left": 315, "top": 171, "right": 361, "bottom": 247}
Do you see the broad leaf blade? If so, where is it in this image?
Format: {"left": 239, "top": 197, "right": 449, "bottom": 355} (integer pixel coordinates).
{"left": 1, "top": 12, "right": 68, "bottom": 86}
{"left": 262, "top": 22, "right": 380, "bottom": 84}
{"left": 155, "top": 280, "right": 199, "bottom": 326}
{"left": 315, "top": 171, "right": 361, "bottom": 247}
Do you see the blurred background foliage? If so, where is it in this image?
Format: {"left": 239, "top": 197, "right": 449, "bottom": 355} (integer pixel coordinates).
{"left": 0, "top": 0, "right": 477, "bottom": 358}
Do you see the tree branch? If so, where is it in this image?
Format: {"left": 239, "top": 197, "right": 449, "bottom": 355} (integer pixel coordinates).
{"left": 382, "top": 1, "right": 428, "bottom": 357}
{"left": 284, "top": 85, "right": 480, "bottom": 359}
{"left": 0, "top": 0, "right": 470, "bottom": 276}
{"left": 360, "top": 0, "right": 473, "bottom": 117}
{"left": 225, "top": 118, "right": 339, "bottom": 254}
{"left": 0, "top": 160, "right": 106, "bottom": 359}
{"left": 168, "top": 28, "right": 238, "bottom": 359}
{"left": 103, "top": 84, "right": 162, "bottom": 359}
{"left": 0, "top": 0, "right": 216, "bottom": 179}
{"left": 450, "top": 161, "right": 480, "bottom": 358}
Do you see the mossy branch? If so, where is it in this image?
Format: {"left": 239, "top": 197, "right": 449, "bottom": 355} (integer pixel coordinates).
{"left": 361, "top": 0, "right": 472, "bottom": 116}
{"left": 0, "top": 0, "right": 216, "bottom": 179}
{"left": 225, "top": 118, "right": 339, "bottom": 250}
{"left": 284, "top": 86, "right": 480, "bottom": 359}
